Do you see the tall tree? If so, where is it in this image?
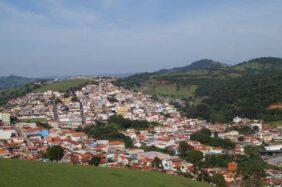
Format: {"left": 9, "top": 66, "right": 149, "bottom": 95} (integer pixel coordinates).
{"left": 152, "top": 157, "right": 163, "bottom": 169}
{"left": 178, "top": 141, "right": 193, "bottom": 157}
{"left": 89, "top": 156, "right": 101, "bottom": 166}
{"left": 185, "top": 150, "right": 203, "bottom": 165}
{"left": 46, "top": 145, "right": 64, "bottom": 161}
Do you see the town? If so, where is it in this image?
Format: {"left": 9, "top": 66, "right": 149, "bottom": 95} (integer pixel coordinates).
{"left": 0, "top": 77, "right": 281, "bottom": 186}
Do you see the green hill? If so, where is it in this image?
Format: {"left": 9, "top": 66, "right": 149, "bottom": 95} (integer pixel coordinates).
{"left": 156, "top": 59, "right": 227, "bottom": 74}
{"left": 0, "top": 78, "right": 98, "bottom": 106}
{"left": 234, "top": 57, "right": 282, "bottom": 72}
{"left": 34, "top": 79, "right": 97, "bottom": 93}
{"left": 0, "top": 159, "right": 209, "bottom": 187}
{"left": 0, "top": 75, "right": 38, "bottom": 90}
{"left": 0, "top": 83, "right": 41, "bottom": 106}
{"left": 115, "top": 57, "right": 282, "bottom": 122}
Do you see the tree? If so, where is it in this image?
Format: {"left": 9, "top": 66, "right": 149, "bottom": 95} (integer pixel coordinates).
{"left": 252, "top": 125, "right": 259, "bottom": 132}
{"left": 108, "top": 96, "right": 118, "bottom": 103}
{"left": 202, "top": 154, "right": 233, "bottom": 168}
{"left": 179, "top": 141, "right": 193, "bottom": 157}
{"left": 238, "top": 136, "right": 244, "bottom": 141}
{"left": 123, "top": 136, "right": 134, "bottom": 148}
{"left": 211, "top": 174, "right": 227, "bottom": 187}
{"left": 185, "top": 150, "right": 203, "bottom": 165}
{"left": 198, "top": 170, "right": 211, "bottom": 182}
{"left": 46, "top": 145, "right": 64, "bottom": 161}
{"left": 244, "top": 145, "right": 264, "bottom": 158}
{"left": 152, "top": 157, "right": 163, "bottom": 169}
{"left": 89, "top": 156, "right": 101, "bottom": 166}
{"left": 10, "top": 116, "right": 18, "bottom": 124}
{"left": 213, "top": 131, "right": 219, "bottom": 137}
{"left": 238, "top": 158, "right": 266, "bottom": 179}
{"left": 190, "top": 129, "right": 234, "bottom": 149}
{"left": 190, "top": 132, "right": 210, "bottom": 144}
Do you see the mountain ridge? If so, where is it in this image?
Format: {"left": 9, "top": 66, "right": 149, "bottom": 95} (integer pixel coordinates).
{"left": 115, "top": 57, "right": 282, "bottom": 122}
{"left": 157, "top": 59, "right": 228, "bottom": 74}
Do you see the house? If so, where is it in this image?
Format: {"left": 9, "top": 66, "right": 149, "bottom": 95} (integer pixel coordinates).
{"left": 228, "top": 162, "right": 238, "bottom": 172}
{"left": 233, "top": 117, "right": 242, "bottom": 123}
{"left": 24, "top": 128, "right": 49, "bottom": 138}
{"left": 108, "top": 141, "right": 125, "bottom": 152}
{"left": 179, "top": 162, "right": 193, "bottom": 173}
{"left": 208, "top": 147, "right": 224, "bottom": 155}
{"left": 257, "top": 132, "right": 273, "bottom": 142}
{"left": 223, "top": 172, "right": 236, "bottom": 183}
{"left": 0, "top": 129, "right": 16, "bottom": 139}
{"left": 137, "top": 151, "right": 170, "bottom": 160}
{"left": 0, "top": 149, "right": 11, "bottom": 158}
{"left": 162, "top": 159, "right": 173, "bottom": 170}
{"left": 251, "top": 122, "right": 263, "bottom": 131}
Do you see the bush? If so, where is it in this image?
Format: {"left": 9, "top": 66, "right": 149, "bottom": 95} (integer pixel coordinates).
{"left": 89, "top": 156, "right": 101, "bottom": 166}
{"left": 46, "top": 145, "right": 64, "bottom": 161}
{"left": 185, "top": 150, "right": 203, "bottom": 165}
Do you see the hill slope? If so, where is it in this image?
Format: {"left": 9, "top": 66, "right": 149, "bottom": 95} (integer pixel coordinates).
{"left": 34, "top": 78, "right": 97, "bottom": 93}
{"left": 0, "top": 159, "right": 209, "bottom": 187}
{"left": 156, "top": 59, "right": 227, "bottom": 74}
{"left": 0, "top": 78, "right": 98, "bottom": 106}
{"left": 115, "top": 57, "right": 282, "bottom": 122}
{"left": 0, "top": 75, "right": 37, "bottom": 90}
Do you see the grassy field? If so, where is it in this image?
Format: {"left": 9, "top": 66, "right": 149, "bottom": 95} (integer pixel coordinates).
{"left": 154, "top": 84, "right": 198, "bottom": 98}
{"left": 0, "top": 159, "right": 209, "bottom": 187}
{"left": 34, "top": 79, "right": 95, "bottom": 93}
{"left": 143, "top": 81, "right": 198, "bottom": 98}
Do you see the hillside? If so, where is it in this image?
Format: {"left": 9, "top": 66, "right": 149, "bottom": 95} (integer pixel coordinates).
{"left": 0, "top": 78, "right": 97, "bottom": 106}
{"left": 115, "top": 57, "right": 282, "bottom": 122}
{"left": 34, "top": 78, "right": 97, "bottom": 93}
{"left": 0, "top": 159, "right": 209, "bottom": 187}
{"left": 0, "top": 75, "right": 37, "bottom": 90}
{"left": 234, "top": 57, "right": 282, "bottom": 72}
{"left": 0, "top": 83, "right": 41, "bottom": 106}
{"left": 156, "top": 59, "right": 227, "bottom": 74}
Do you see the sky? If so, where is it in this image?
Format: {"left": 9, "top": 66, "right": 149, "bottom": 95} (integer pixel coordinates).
{"left": 0, "top": 0, "right": 282, "bottom": 77}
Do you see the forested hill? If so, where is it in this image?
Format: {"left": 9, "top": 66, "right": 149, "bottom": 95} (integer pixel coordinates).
{"left": 0, "top": 75, "right": 37, "bottom": 90}
{"left": 156, "top": 59, "right": 227, "bottom": 74}
{"left": 115, "top": 57, "right": 282, "bottom": 123}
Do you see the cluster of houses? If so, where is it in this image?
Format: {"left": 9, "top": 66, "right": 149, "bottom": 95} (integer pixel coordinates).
{"left": 0, "top": 78, "right": 281, "bottom": 186}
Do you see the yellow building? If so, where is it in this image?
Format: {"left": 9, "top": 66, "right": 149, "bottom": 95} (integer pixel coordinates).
{"left": 116, "top": 106, "right": 130, "bottom": 115}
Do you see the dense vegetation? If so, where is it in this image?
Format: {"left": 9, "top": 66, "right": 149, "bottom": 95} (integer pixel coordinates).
{"left": 0, "top": 75, "right": 38, "bottom": 89}
{"left": 79, "top": 115, "right": 158, "bottom": 148}
{"left": 190, "top": 70, "right": 282, "bottom": 122}
{"left": 108, "top": 115, "right": 159, "bottom": 130}
{"left": 142, "top": 145, "right": 175, "bottom": 156}
{"left": 116, "top": 57, "right": 282, "bottom": 122}
{"left": 177, "top": 144, "right": 271, "bottom": 186}
{"left": 190, "top": 129, "right": 235, "bottom": 149}
{"left": 46, "top": 145, "right": 64, "bottom": 161}
{"left": 0, "top": 159, "right": 209, "bottom": 187}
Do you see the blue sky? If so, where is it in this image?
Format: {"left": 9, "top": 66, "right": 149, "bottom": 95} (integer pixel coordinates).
{"left": 0, "top": 0, "right": 282, "bottom": 77}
